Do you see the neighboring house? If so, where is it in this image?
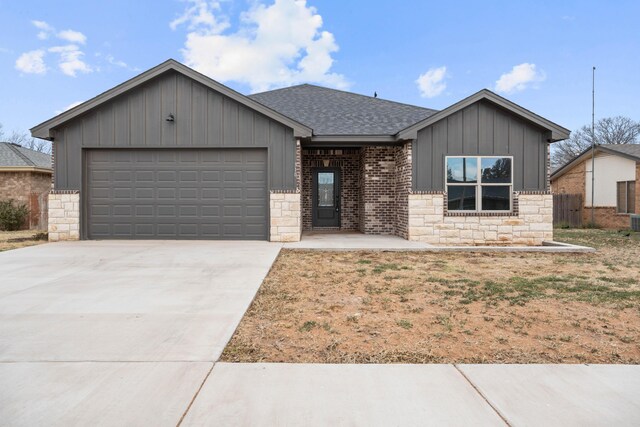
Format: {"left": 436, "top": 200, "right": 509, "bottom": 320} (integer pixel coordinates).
{"left": 0, "top": 142, "right": 52, "bottom": 230}
{"left": 31, "top": 59, "right": 569, "bottom": 244}
{"left": 551, "top": 144, "right": 640, "bottom": 228}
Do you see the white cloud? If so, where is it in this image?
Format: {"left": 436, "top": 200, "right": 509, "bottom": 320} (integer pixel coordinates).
{"left": 55, "top": 100, "right": 84, "bottom": 115}
{"left": 57, "top": 29, "right": 87, "bottom": 44}
{"left": 171, "top": 0, "right": 348, "bottom": 92}
{"left": 20, "top": 20, "right": 93, "bottom": 77}
{"left": 32, "top": 20, "right": 54, "bottom": 40}
{"left": 15, "top": 49, "right": 47, "bottom": 74}
{"left": 495, "top": 63, "right": 546, "bottom": 94}
{"left": 170, "top": 0, "right": 229, "bottom": 32}
{"left": 49, "top": 45, "right": 93, "bottom": 77}
{"left": 416, "top": 66, "right": 447, "bottom": 98}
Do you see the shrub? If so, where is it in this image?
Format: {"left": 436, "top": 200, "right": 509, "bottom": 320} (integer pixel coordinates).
{"left": 0, "top": 199, "right": 29, "bottom": 231}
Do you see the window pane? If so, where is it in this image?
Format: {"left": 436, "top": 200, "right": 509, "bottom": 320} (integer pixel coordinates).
{"left": 628, "top": 181, "right": 636, "bottom": 213}
{"left": 448, "top": 186, "right": 476, "bottom": 210}
{"left": 617, "top": 181, "right": 626, "bottom": 213}
{"left": 481, "top": 186, "right": 511, "bottom": 211}
{"left": 318, "top": 172, "right": 334, "bottom": 207}
{"left": 481, "top": 158, "right": 511, "bottom": 183}
{"left": 447, "top": 158, "right": 477, "bottom": 183}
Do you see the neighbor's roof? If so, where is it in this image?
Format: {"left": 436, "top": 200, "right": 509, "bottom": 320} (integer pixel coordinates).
{"left": 601, "top": 144, "right": 640, "bottom": 159}
{"left": 0, "top": 142, "right": 52, "bottom": 172}
{"left": 551, "top": 143, "right": 640, "bottom": 180}
{"left": 249, "top": 84, "right": 438, "bottom": 137}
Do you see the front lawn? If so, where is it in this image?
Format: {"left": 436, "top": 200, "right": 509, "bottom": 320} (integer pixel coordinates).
{"left": 0, "top": 230, "right": 48, "bottom": 252}
{"left": 222, "top": 229, "right": 640, "bottom": 364}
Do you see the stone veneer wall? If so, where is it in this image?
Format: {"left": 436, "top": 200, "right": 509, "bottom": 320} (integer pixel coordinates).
{"left": 394, "top": 142, "right": 412, "bottom": 239}
{"left": 408, "top": 193, "right": 553, "bottom": 245}
{"left": 301, "top": 149, "right": 360, "bottom": 231}
{"left": 359, "top": 146, "right": 396, "bottom": 234}
{"left": 270, "top": 192, "right": 301, "bottom": 242}
{"left": 48, "top": 191, "right": 80, "bottom": 241}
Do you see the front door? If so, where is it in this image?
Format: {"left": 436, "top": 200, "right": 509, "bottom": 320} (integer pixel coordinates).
{"left": 312, "top": 168, "right": 341, "bottom": 227}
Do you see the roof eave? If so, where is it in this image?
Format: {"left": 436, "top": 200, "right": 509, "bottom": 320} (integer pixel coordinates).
{"left": 309, "top": 134, "right": 398, "bottom": 143}
{"left": 0, "top": 166, "right": 52, "bottom": 173}
{"left": 31, "top": 59, "right": 312, "bottom": 140}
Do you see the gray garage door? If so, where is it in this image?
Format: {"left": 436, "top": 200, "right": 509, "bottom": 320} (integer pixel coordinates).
{"left": 86, "top": 148, "right": 268, "bottom": 240}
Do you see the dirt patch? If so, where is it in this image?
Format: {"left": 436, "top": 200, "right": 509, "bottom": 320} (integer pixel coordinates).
{"left": 222, "top": 229, "right": 640, "bottom": 364}
{"left": 0, "top": 230, "right": 48, "bottom": 252}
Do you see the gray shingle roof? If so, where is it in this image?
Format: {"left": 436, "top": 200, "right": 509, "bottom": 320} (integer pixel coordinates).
{"left": 248, "top": 84, "right": 437, "bottom": 136}
{"left": 0, "top": 142, "right": 52, "bottom": 169}
{"left": 600, "top": 143, "right": 640, "bottom": 160}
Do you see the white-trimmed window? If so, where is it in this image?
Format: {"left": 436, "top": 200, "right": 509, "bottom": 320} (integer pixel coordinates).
{"left": 446, "top": 156, "right": 513, "bottom": 212}
{"left": 616, "top": 181, "right": 636, "bottom": 214}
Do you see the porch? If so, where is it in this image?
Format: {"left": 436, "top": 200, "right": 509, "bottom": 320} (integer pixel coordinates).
{"left": 300, "top": 146, "right": 411, "bottom": 237}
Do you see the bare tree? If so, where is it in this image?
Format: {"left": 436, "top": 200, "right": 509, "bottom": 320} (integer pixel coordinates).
{"left": 551, "top": 116, "right": 640, "bottom": 168}
{"left": 0, "top": 123, "right": 51, "bottom": 154}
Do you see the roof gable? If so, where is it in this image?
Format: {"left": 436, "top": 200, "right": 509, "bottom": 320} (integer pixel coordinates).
{"left": 249, "top": 84, "right": 437, "bottom": 136}
{"left": 551, "top": 144, "right": 640, "bottom": 180}
{"left": 397, "top": 89, "right": 570, "bottom": 142}
{"left": 31, "top": 59, "right": 312, "bottom": 140}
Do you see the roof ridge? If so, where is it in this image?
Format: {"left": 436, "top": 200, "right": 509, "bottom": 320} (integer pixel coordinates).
{"left": 4, "top": 142, "right": 36, "bottom": 167}
{"left": 251, "top": 83, "right": 438, "bottom": 113}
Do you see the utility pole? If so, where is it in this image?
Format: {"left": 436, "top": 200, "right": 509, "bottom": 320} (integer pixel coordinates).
{"left": 590, "top": 66, "right": 596, "bottom": 224}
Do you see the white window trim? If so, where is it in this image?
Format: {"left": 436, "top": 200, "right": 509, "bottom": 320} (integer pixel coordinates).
{"left": 445, "top": 156, "right": 514, "bottom": 213}
{"left": 617, "top": 180, "right": 635, "bottom": 214}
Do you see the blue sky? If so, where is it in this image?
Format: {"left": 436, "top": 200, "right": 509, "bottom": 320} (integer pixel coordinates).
{"left": 1, "top": 0, "right": 638, "bottom": 136}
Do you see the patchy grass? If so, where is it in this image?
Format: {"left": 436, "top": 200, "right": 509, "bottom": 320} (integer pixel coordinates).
{"left": 222, "top": 229, "right": 640, "bottom": 364}
{"left": 0, "top": 230, "right": 48, "bottom": 252}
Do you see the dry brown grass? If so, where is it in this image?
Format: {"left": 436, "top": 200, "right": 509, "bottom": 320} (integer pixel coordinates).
{"left": 0, "top": 230, "right": 48, "bottom": 252}
{"left": 222, "top": 229, "right": 640, "bottom": 364}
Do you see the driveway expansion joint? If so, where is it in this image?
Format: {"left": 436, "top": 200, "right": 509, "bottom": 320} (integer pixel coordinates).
{"left": 177, "top": 362, "right": 215, "bottom": 427}
{"left": 454, "top": 364, "right": 511, "bottom": 427}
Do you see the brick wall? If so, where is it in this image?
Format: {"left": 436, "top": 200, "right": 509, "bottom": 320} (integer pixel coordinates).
{"left": 551, "top": 160, "right": 585, "bottom": 197}
{"left": 301, "top": 149, "right": 360, "bottom": 231}
{"left": 394, "top": 142, "right": 411, "bottom": 239}
{"left": 0, "top": 170, "right": 52, "bottom": 229}
{"left": 581, "top": 207, "right": 631, "bottom": 229}
{"left": 408, "top": 193, "right": 553, "bottom": 245}
{"left": 359, "top": 146, "right": 396, "bottom": 234}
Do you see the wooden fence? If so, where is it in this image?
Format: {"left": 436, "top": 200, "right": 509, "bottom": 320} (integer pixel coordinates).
{"left": 553, "top": 194, "right": 583, "bottom": 227}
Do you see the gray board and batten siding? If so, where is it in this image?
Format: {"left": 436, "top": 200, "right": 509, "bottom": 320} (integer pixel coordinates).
{"left": 412, "top": 100, "right": 551, "bottom": 192}
{"left": 51, "top": 70, "right": 298, "bottom": 192}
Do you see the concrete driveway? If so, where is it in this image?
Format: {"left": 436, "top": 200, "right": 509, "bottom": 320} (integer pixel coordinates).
{"left": 0, "top": 241, "right": 281, "bottom": 426}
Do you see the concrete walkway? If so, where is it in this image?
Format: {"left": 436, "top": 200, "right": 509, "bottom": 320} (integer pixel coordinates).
{"left": 182, "top": 363, "right": 640, "bottom": 426}
{"left": 284, "top": 232, "right": 595, "bottom": 252}
{"left": 0, "top": 241, "right": 281, "bottom": 426}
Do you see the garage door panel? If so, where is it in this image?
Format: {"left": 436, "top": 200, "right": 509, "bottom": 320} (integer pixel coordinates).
{"left": 86, "top": 149, "right": 267, "bottom": 240}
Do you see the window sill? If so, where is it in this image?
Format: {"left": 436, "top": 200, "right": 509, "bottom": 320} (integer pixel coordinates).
{"left": 445, "top": 211, "right": 516, "bottom": 217}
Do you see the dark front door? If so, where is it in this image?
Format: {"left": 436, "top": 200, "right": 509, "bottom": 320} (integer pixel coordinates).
{"left": 312, "top": 168, "right": 341, "bottom": 227}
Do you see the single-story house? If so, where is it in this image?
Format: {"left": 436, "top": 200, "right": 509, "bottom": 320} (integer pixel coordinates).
{"left": 551, "top": 144, "right": 640, "bottom": 228}
{"left": 0, "top": 142, "right": 52, "bottom": 230}
{"left": 31, "top": 59, "right": 569, "bottom": 244}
